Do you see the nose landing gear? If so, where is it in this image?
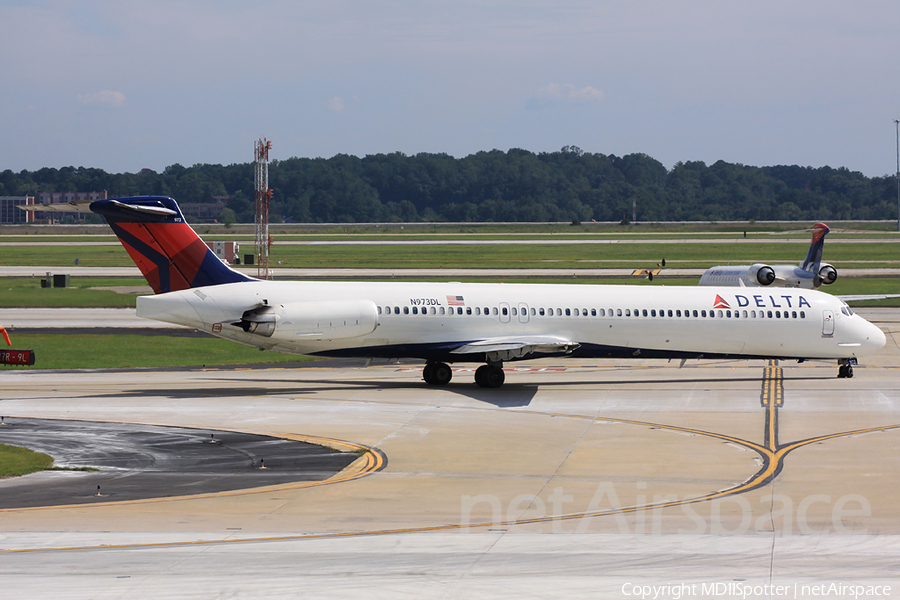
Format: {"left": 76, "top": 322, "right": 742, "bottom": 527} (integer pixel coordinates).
{"left": 837, "top": 358, "right": 854, "bottom": 379}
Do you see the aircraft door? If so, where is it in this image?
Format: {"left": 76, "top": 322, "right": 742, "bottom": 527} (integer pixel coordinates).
{"left": 499, "top": 302, "right": 511, "bottom": 324}
{"left": 822, "top": 310, "right": 834, "bottom": 336}
{"left": 518, "top": 303, "right": 530, "bottom": 324}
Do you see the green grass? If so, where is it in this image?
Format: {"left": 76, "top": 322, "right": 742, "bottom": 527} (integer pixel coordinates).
{"left": 0, "top": 334, "right": 316, "bottom": 370}
{"left": 4, "top": 238, "right": 900, "bottom": 270}
{"left": 0, "top": 444, "right": 54, "bottom": 477}
{"left": 0, "top": 278, "right": 144, "bottom": 307}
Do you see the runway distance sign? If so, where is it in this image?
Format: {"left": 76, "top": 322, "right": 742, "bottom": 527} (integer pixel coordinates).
{"left": 0, "top": 350, "right": 35, "bottom": 366}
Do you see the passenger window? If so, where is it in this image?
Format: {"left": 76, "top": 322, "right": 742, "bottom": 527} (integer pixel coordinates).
{"left": 557, "top": 308, "right": 562, "bottom": 316}
{"left": 563, "top": 308, "right": 569, "bottom": 316}
{"left": 617, "top": 309, "right": 622, "bottom": 317}
{"left": 467, "top": 307, "right": 472, "bottom": 315}
{"left": 404, "top": 307, "right": 410, "bottom": 315}
{"left": 502, "top": 307, "right": 508, "bottom": 316}
{"left": 531, "top": 308, "right": 536, "bottom": 316}
{"left": 412, "top": 307, "right": 418, "bottom": 315}
{"left": 650, "top": 309, "right": 655, "bottom": 317}
{"left": 475, "top": 307, "right": 481, "bottom": 315}
{"left": 431, "top": 307, "right": 436, "bottom": 315}
{"left": 767, "top": 311, "right": 773, "bottom": 318}
{"left": 800, "top": 311, "right": 805, "bottom": 318}
{"left": 592, "top": 309, "right": 598, "bottom": 316}
{"left": 457, "top": 307, "right": 463, "bottom": 315}
{"left": 377, "top": 306, "right": 382, "bottom": 314}
{"left": 492, "top": 307, "right": 498, "bottom": 315}
{"left": 701, "top": 310, "right": 707, "bottom": 317}
{"left": 539, "top": 308, "right": 545, "bottom": 316}
{"left": 743, "top": 310, "right": 748, "bottom": 318}
{"left": 676, "top": 310, "right": 681, "bottom": 317}
{"left": 394, "top": 307, "right": 400, "bottom": 315}
{"left": 625, "top": 309, "right": 631, "bottom": 317}
{"left": 792, "top": 311, "right": 797, "bottom": 318}
{"left": 511, "top": 307, "right": 517, "bottom": 316}
{"left": 693, "top": 310, "right": 698, "bottom": 317}
{"left": 726, "top": 310, "right": 731, "bottom": 318}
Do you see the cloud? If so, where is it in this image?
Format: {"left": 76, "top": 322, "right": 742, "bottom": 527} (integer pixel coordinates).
{"left": 538, "top": 83, "right": 604, "bottom": 103}
{"left": 78, "top": 90, "right": 126, "bottom": 108}
{"left": 327, "top": 96, "right": 345, "bottom": 113}
{"left": 527, "top": 84, "right": 605, "bottom": 109}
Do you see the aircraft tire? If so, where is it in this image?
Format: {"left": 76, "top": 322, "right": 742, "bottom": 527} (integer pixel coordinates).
{"left": 432, "top": 362, "right": 452, "bottom": 385}
{"left": 423, "top": 363, "right": 436, "bottom": 384}
{"left": 476, "top": 365, "right": 505, "bottom": 388}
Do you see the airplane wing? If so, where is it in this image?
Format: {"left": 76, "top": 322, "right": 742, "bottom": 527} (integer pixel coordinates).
{"left": 450, "top": 335, "right": 580, "bottom": 361}
{"left": 17, "top": 199, "right": 95, "bottom": 213}
{"left": 838, "top": 294, "right": 900, "bottom": 302}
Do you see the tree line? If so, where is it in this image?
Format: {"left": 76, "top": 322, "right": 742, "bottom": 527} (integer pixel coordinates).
{"left": 2, "top": 147, "right": 897, "bottom": 223}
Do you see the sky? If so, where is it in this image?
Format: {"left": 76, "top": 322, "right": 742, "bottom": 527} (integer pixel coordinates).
{"left": 2, "top": 0, "right": 899, "bottom": 177}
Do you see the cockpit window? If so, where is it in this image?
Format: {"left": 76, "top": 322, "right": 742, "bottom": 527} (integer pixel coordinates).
{"left": 841, "top": 306, "right": 853, "bottom": 317}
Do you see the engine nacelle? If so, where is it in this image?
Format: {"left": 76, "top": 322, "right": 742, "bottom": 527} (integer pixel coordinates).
{"left": 234, "top": 299, "right": 378, "bottom": 341}
{"left": 750, "top": 264, "right": 776, "bottom": 286}
{"left": 817, "top": 263, "right": 837, "bottom": 285}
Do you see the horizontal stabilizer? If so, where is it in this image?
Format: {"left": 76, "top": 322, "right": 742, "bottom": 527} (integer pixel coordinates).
{"left": 17, "top": 199, "right": 95, "bottom": 213}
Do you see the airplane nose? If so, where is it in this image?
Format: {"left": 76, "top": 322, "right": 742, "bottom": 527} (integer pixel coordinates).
{"left": 861, "top": 319, "right": 886, "bottom": 354}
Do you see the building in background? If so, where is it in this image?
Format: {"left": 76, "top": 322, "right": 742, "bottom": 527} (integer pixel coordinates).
{"left": 30, "top": 191, "right": 108, "bottom": 223}
{"left": 181, "top": 196, "right": 229, "bottom": 223}
{"left": 1, "top": 196, "right": 35, "bottom": 224}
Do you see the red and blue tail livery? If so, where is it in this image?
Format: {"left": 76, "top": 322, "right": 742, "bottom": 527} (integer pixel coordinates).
{"left": 90, "top": 196, "right": 252, "bottom": 294}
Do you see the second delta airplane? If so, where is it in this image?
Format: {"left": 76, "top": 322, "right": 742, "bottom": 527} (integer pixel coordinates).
{"left": 91, "top": 197, "right": 885, "bottom": 386}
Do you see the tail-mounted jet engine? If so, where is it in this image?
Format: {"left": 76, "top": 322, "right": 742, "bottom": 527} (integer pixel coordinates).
{"left": 233, "top": 299, "right": 379, "bottom": 341}
{"left": 235, "top": 304, "right": 277, "bottom": 337}
{"left": 749, "top": 264, "right": 776, "bottom": 286}
{"left": 817, "top": 263, "right": 838, "bottom": 285}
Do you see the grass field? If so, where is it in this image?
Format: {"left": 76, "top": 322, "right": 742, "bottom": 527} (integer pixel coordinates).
{"left": 0, "top": 334, "right": 314, "bottom": 370}
{"left": 4, "top": 239, "right": 900, "bottom": 270}
{"left": 0, "top": 444, "right": 53, "bottom": 477}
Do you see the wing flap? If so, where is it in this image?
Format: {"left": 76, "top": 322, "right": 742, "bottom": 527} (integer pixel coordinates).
{"left": 450, "top": 335, "right": 580, "bottom": 361}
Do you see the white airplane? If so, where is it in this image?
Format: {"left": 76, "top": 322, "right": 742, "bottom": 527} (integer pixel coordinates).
{"left": 91, "top": 197, "right": 884, "bottom": 384}
{"left": 698, "top": 223, "right": 837, "bottom": 289}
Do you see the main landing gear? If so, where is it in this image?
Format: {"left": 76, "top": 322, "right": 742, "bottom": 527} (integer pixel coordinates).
{"left": 423, "top": 361, "right": 453, "bottom": 386}
{"left": 422, "top": 361, "right": 507, "bottom": 388}
{"left": 837, "top": 358, "right": 854, "bottom": 379}
{"left": 475, "top": 362, "right": 505, "bottom": 389}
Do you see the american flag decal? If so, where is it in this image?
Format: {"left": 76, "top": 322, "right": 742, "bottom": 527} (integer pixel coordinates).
{"left": 446, "top": 295, "right": 465, "bottom": 306}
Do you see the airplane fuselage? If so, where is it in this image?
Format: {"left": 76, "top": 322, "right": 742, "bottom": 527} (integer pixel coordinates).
{"left": 138, "top": 280, "right": 884, "bottom": 363}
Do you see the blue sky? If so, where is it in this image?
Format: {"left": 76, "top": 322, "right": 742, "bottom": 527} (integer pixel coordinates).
{"left": 2, "top": 1, "right": 899, "bottom": 176}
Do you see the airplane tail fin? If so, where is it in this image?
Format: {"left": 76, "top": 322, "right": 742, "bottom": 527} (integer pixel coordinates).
{"left": 90, "top": 196, "right": 253, "bottom": 294}
{"left": 800, "top": 222, "right": 829, "bottom": 272}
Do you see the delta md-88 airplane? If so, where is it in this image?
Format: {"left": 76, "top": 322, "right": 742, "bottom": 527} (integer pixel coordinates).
{"left": 90, "top": 197, "right": 885, "bottom": 386}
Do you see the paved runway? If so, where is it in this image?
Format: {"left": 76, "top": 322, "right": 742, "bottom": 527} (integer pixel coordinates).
{"left": 0, "top": 308, "right": 898, "bottom": 598}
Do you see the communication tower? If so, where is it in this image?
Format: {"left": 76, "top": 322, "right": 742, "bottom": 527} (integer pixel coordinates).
{"left": 254, "top": 138, "right": 273, "bottom": 279}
